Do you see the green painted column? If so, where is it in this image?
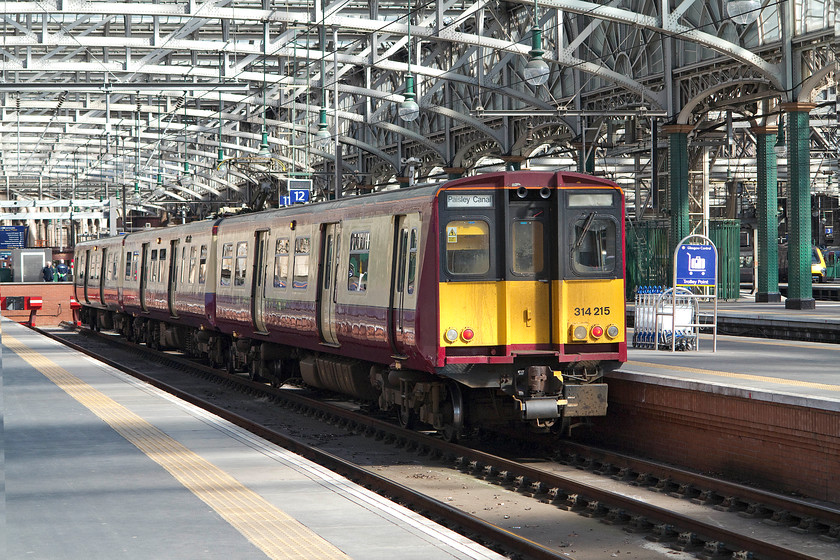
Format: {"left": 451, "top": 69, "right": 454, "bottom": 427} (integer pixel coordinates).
{"left": 576, "top": 146, "right": 594, "bottom": 174}
{"left": 663, "top": 124, "right": 694, "bottom": 252}
{"left": 781, "top": 102, "right": 816, "bottom": 310}
{"left": 752, "top": 126, "right": 781, "bottom": 303}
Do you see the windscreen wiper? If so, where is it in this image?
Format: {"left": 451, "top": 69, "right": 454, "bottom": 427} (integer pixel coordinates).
{"left": 574, "top": 212, "right": 596, "bottom": 249}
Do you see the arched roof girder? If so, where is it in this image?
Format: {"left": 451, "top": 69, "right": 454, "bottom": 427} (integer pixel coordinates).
{"left": 338, "top": 135, "right": 399, "bottom": 175}
{"left": 525, "top": 0, "right": 782, "bottom": 91}
{"left": 798, "top": 61, "right": 838, "bottom": 103}
{"left": 322, "top": 17, "right": 662, "bottom": 109}
{"left": 425, "top": 106, "right": 508, "bottom": 152}
{"left": 677, "top": 79, "right": 774, "bottom": 125}
{"left": 371, "top": 122, "right": 447, "bottom": 164}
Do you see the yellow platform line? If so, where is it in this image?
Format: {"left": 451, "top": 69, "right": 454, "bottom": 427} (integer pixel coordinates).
{"left": 626, "top": 360, "right": 840, "bottom": 392}
{"left": 5, "top": 335, "right": 350, "bottom": 560}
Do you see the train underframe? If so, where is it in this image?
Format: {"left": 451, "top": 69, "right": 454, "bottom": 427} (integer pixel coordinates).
{"left": 86, "top": 308, "right": 611, "bottom": 438}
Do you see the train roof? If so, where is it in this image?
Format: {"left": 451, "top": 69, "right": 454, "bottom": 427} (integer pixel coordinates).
{"left": 76, "top": 171, "right": 621, "bottom": 246}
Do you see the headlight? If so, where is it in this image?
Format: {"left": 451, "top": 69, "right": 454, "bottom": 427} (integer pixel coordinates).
{"left": 571, "top": 324, "right": 588, "bottom": 341}
{"left": 444, "top": 328, "right": 459, "bottom": 343}
{"left": 606, "top": 324, "right": 620, "bottom": 339}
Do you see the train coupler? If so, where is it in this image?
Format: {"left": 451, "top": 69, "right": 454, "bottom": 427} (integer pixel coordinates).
{"left": 518, "top": 397, "right": 564, "bottom": 420}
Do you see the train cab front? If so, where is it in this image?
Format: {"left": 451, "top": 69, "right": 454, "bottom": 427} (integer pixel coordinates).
{"left": 434, "top": 171, "right": 626, "bottom": 432}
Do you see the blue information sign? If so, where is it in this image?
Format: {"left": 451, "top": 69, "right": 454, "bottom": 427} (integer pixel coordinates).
{"left": 0, "top": 225, "right": 28, "bottom": 249}
{"left": 279, "top": 189, "right": 311, "bottom": 207}
{"left": 675, "top": 244, "right": 716, "bottom": 286}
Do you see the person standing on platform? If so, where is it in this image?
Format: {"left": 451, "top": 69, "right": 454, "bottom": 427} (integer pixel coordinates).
{"left": 42, "top": 261, "right": 54, "bottom": 282}
{"left": 56, "top": 260, "right": 69, "bottom": 282}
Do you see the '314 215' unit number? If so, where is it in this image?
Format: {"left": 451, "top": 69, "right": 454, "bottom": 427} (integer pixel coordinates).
{"left": 573, "top": 306, "right": 610, "bottom": 316}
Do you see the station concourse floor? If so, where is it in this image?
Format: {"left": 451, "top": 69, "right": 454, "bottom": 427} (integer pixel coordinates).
{"left": 1, "top": 318, "right": 505, "bottom": 560}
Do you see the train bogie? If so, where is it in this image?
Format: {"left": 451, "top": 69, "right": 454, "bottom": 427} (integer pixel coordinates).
{"left": 75, "top": 171, "right": 626, "bottom": 436}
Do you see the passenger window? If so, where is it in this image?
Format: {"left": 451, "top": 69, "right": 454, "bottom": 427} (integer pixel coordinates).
{"left": 150, "top": 249, "right": 158, "bottom": 283}
{"left": 234, "top": 242, "right": 248, "bottom": 286}
{"left": 274, "top": 238, "right": 289, "bottom": 288}
{"left": 511, "top": 220, "right": 544, "bottom": 275}
{"left": 571, "top": 214, "right": 616, "bottom": 274}
{"left": 198, "top": 245, "right": 208, "bottom": 284}
{"left": 132, "top": 251, "right": 139, "bottom": 280}
{"left": 125, "top": 251, "right": 132, "bottom": 279}
{"left": 188, "top": 246, "right": 197, "bottom": 284}
{"left": 220, "top": 243, "right": 233, "bottom": 286}
{"left": 407, "top": 228, "right": 418, "bottom": 295}
{"left": 159, "top": 249, "right": 167, "bottom": 283}
{"left": 348, "top": 232, "right": 370, "bottom": 292}
{"left": 180, "top": 247, "right": 187, "bottom": 283}
{"left": 293, "top": 237, "right": 310, "bottom": 289}
{"left": 445, "top": 220, "right": 490, "bottom": 275}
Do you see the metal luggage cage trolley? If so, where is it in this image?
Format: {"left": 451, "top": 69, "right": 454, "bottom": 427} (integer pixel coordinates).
{"left": 633, "top": 235, "right": 718, "bottom": 352}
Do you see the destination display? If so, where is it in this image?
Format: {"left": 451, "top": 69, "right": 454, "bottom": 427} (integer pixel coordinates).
{"left": 446, "top": 193, "right": 493, "bottom": 208}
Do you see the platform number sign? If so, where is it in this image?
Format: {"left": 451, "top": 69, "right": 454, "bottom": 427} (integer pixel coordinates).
{"left": 675, "top": 244, "right": 716, "bottom": 287}
{"left": 280, "top": 179, "right": 312, "bottom": 207}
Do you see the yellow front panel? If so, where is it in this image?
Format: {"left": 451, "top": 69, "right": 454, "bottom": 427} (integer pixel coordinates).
{"left": 502, "top": 281, "right": 550, "bottom": 345}
{"left": 439, "top": 281, "right": 551, "bottom": 347}
{"left": 439, "top": 282, "right": 501, "bottom": 346}
{"left": 554, "top": 279, "right": 626, "bottom": 344}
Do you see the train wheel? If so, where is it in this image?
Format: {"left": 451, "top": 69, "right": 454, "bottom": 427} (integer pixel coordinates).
{"left": 148, "top": 322, "right": 161, "bottom": 350}
{"left": 224, "top": 344, "right": 237, "bottom": 374}
{"left": 397, "top": 406, "right": 416, "bottom": 430}
{"left": 440, "top": 382, "right": 464, "bottom": 442}
{"left": 248, "top": 361, "right": 265, "bottom": 383}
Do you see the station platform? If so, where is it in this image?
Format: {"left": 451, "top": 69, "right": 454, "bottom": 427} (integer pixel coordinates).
{"left": 599, "top": 324, "right": 840, "bottom": 503}
{"left": 628, "top": 289, "right": 840, "bottom": 343}
{"left": 2, "top": 318, "right": 505, "bottom": 560}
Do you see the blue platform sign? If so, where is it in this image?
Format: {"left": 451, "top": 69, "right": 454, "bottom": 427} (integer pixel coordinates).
{"left": 279, "top": 189, "right": 310, "bottom": 207}
{"left": 675, "top": 243, "right": 716, "bottom": 287}
{"left": 279, "top": 179, "right": 312, "bottom": 207}
{"left": 0, "top": 225, "right": 28, "bottom": 249}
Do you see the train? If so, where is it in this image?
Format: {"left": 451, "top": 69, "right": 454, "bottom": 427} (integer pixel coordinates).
{"left": 74, "top": 171, "right": 627, "bottom": 437}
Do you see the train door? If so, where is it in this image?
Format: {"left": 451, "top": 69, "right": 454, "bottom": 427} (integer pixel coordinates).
{"left": 82, "top": 249, "right": 91, "bottom": 303}
{"left": 99, "top": 248, "right": 108, "bottom": 303}
{"left": 507, "top": 198, "right": 551, "bottom": 343}
{"left": 139, "top": 242, "right": 150, "bottom": 312}
{"left": 252, "top": 230, "right": 270, "bottom": 333}
{"left": 167, "top": 239, "right": 180, "bottom": 317}
{"left": 389, "top": 215, "right": 420, "bottom": 356}
{"left": 317, "top": 223, "right": 340, "bottom": 346}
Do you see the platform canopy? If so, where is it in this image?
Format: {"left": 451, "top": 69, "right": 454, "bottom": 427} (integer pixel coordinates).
{"left": 0, "top": 0, "right": 834, "bottom": 222}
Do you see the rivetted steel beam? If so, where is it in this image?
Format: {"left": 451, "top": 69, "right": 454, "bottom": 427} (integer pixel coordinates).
{"left": 520, "top": 0, "right": 782, "bottom": 91}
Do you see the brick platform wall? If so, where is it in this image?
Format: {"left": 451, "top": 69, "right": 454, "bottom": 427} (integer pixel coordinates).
{"left": 591, "top": 378, "right": 840, "bottom": 503}
{"left": 0, "top": 283, "right": 76, "bottom": 326}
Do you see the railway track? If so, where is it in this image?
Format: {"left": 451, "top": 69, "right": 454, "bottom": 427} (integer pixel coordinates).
{"left": 39, "top": 324, "right": 840, "bottom": 560}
